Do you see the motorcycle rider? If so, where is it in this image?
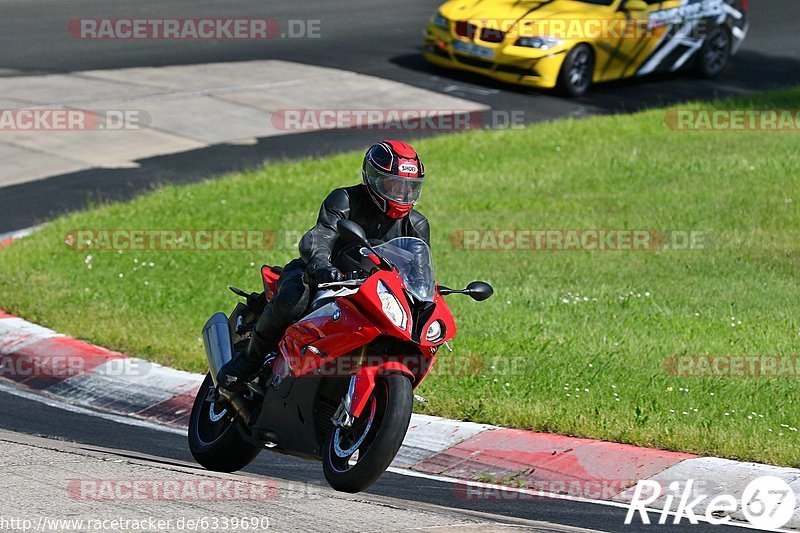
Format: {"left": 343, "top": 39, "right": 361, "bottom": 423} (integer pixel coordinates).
{"left": 217, "top": 140, "right": 430, "bottom": 390}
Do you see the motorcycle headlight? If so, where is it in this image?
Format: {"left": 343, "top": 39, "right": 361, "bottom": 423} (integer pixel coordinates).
{"left": 432, "top": 11, "right": 450, "bottom": 30}
{"left": 378, "top": 282, "right": 407, "bottom": 330}
{"left": 515, "top": 36, "right": 562, "bottom": 50}
{"left": 426, "top": 320, "right": 445, "bottom": 342}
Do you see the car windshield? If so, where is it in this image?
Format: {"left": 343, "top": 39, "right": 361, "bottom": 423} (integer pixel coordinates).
{"left": 373, "top": 237, "right": 435, "bottom": 301}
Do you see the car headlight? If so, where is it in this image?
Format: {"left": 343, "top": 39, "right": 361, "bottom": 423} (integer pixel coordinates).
{"left": 378, "top": 282, "right": 407, "bottom": 330}
{"left": 515, "top": 36, "right": 562, "bottom": 50}
{"left": 432, "top": 11, "right": 450, "bottom": 30}
{"left": 426, "top": 320, "right": 445, "bottom": 342}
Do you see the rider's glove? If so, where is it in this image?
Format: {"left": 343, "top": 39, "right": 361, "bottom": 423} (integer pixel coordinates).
{"left": 306, "top": 262, "right": 345, "bottom": 286}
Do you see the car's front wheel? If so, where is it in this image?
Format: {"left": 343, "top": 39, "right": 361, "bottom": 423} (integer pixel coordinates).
{"left": 557, "top": 44, "right": 594, "bottom": 97}
{"left": 696, "top": 25, "right": 731, "bottom": 78}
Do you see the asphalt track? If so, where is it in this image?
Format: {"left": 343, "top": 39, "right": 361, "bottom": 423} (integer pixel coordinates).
{"left": 0, "top": 0, "right": 799, "bottom": 232}
{"left": 0, "top": 385, "right": 744, "bottom": 532}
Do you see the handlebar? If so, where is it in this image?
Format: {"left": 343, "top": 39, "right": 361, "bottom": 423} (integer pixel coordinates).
{"left": 315, "top": 269, "right": 367, "bottom": 289}
{"left": 316, "top": 279, "right": 366, "bottom": 289}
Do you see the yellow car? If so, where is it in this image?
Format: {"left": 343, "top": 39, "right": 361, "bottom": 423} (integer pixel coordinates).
{"left": 423, "top": 0, "right": 749, "bottom": 96}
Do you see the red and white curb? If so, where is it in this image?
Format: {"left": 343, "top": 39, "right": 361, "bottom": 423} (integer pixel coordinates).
{"left": 0, "top": 226, "right": 39, "bottom": 249}
{"left": 1, "top": 308, "right": 798, "bottom": 529}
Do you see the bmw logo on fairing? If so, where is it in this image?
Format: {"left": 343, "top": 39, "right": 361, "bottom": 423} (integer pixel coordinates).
{"left": 332, "top": 305, "right": 341, "bottom": 321}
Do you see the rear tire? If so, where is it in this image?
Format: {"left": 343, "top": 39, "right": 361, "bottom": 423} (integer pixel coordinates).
{"left": 188, "top": 373, "right": 261, "bottom": 472}
{"left": 557, "top": 44, "right": 594, "bottom": 97}
{"left": 696, "top": 25, "right": 731, "bottom": 78}
{"left": 322, "top": 375, "right": 413, "bottom": 493}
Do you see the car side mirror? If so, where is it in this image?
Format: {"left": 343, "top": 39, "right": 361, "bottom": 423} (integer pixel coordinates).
{"left": 465, "top": 281, "right": 493, "bottom": 301}
{"left": 337, "top": 219, "right": 370, "bottom": 247}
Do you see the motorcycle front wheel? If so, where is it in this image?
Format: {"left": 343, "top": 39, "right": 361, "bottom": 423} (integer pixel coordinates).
{"left": 188, "top": 373, "right": 261, "bottom": 472}
{"left": 322, "top": 375, "right": 413, "bottom": 493}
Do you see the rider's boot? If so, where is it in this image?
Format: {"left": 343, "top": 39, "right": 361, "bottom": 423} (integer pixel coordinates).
{"left": 216, "top": 331, "right": 275, "bottom": 393}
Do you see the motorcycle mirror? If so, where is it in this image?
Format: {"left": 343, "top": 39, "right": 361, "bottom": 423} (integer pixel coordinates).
{"left": 465, "top": 281, "right": 493, "bottom": 301}
{"left": 337, "top": 219, "right": 370, "bottom": 247}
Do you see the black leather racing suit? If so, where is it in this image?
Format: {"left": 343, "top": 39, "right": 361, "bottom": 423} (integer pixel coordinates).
{"left": 246, "top": 184, "right": 430, "bottom": 361}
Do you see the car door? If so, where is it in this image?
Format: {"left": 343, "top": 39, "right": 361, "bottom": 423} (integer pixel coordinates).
{"left": 595, "top": 0, "right": 676, "bottom": 81}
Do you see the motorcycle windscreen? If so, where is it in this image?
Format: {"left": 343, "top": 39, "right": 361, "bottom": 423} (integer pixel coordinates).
{"left": 373, "top": 237, "right": 435, "bottom": 301}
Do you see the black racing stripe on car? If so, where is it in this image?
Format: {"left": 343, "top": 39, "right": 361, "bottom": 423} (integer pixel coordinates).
{"left": 636, "top": 23, "right": 679, "bottom": 73}
{"left": 661, "top": 41, "right": 698, "bottom": 72}
{"left": 596, "top": 39, "right": 637, "bottom": 78}
{"left": 622, "top": 33, "right": 656, "bottom": 77}
{"left": 512, "top": 0, "right": 558, "bottom": 28}
{"left": 460, "top": 0, "right": 556, "bottom": 38}
{"left": 634, "top": 0, "right": 708, "bottom": 74}
{"left": 611, "top": 0, "right": 673, "bottom": 76}
{"left": 637, "top": 21, "right": 708, "bottom": 75}
{"left": 641, "top": 0, "right": 690, "bottom": 53}
{"left": 599, "top": 39, "right": 625, "bottom": 78}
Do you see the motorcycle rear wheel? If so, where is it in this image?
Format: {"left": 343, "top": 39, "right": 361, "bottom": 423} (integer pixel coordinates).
{"left": 188, "top": 373, "right": 261, "bottom": 472}
{"left": 322, "top": 375, "right": 413, "bottom": 493}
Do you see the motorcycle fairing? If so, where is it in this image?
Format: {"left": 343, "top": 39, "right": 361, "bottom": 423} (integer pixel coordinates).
{"left": 249, "top": 371, "right": 348, "bottom": 460}
{"left": 281, "top": 297, "right": 383, "bottom": 377}
{"left": 261, "top": 265, "right": 281, "bottom": 300}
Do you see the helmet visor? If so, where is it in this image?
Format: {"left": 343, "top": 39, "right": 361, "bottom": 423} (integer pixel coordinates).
{"left": 364, "top": 166, "right": 424, "bottom": 205}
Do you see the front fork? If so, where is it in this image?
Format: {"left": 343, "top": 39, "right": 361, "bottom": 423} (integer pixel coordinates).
{"left": 331, "top": 375, "right": 357, "bottom": 429}
{"left": 331, "top": 347, "right": 418, "bottom": 428}
{"left": 331, "top": 346, "right": 366, "bottom": 429}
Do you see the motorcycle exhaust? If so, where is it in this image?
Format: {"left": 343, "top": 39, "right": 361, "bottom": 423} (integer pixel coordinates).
{"left": 202, "top": 313, "right": 254, "bottom": 425}
{"left": 202, "top": 312, "right": 234, "bottom": 386}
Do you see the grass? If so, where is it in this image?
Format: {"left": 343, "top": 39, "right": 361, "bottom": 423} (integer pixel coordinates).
{"left": 1, "top": 87, "right": 799, "bottom": 466}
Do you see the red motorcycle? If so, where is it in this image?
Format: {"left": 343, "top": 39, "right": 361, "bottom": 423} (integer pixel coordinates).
{"left": 188, "top": 220, "right": 493, "bottom": 493}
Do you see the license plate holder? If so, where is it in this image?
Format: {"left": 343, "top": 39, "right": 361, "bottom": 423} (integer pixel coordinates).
{"left": 452, "top": 40, "right": 495, "bottom": 60}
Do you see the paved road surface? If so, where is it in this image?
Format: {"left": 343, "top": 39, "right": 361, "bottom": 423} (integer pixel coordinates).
{"left": 1, "top": 428, "right": 602, "bottom": 532}
{"left": 0, "top": 384, "right": 744, "bottom": 532}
